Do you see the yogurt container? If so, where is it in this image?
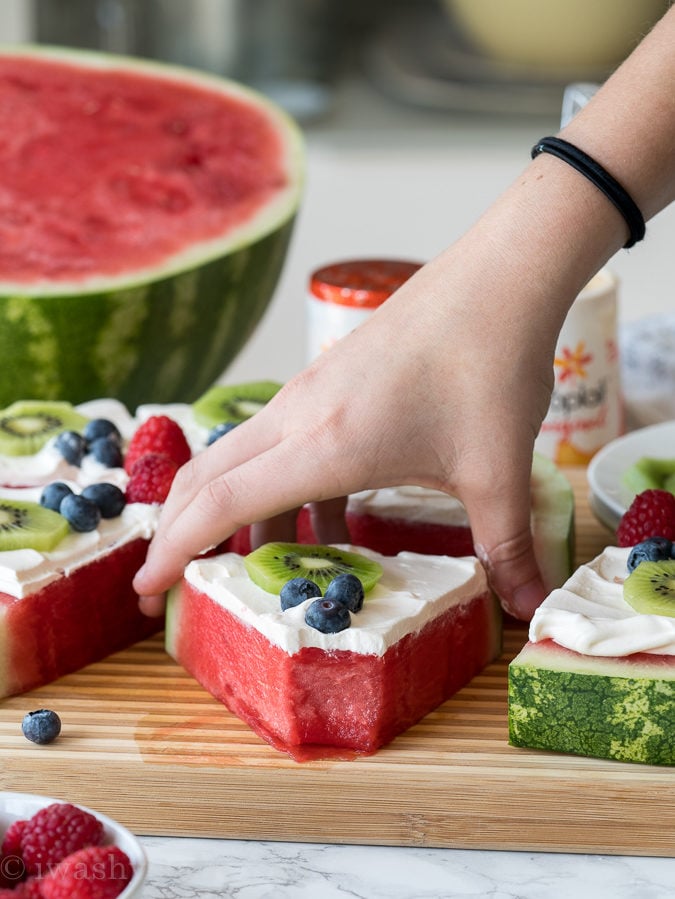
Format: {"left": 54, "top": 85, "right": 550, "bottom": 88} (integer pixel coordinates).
{"left": 306, "top": 258, "right": 422, "bottom": 362}
{"left": 535, "top": 268, "right": 623, "bottom": 465}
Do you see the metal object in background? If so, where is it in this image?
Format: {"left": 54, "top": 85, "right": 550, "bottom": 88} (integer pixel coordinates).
{"left": 32, "top": 0, "right": 344, "bottom": 121}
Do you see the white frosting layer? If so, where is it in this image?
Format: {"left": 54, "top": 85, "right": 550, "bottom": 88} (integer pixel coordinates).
{"left": 0, "top": 485, "right": 159, "bottom": 598}
{"left": 529, "top": 546, "right": 675, "bottom": 656}
{"left": 0, "top": 399, "right": 135, "bottom": 488}
{"left": 347, "top": 486, "right": 468, "bottom": 527}
{"left": 183, "top": 547, "right": 488, "bottom": 657}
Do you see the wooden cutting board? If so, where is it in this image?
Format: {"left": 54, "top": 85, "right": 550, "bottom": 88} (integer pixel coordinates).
{"left": 0, "top": 468, "right": 673, "bottom": 857}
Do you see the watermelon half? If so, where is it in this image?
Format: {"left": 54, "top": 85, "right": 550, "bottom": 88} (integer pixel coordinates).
{"left": 0, "top": 46, "right": 303, "bottom": 408}
{"left": 509, "top": 639, "right": 675, "bottom": 766}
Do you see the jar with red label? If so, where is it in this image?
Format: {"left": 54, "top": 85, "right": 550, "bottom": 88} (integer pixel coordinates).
{"left": 306, "top": 258, "right": 422, "bottom": 362}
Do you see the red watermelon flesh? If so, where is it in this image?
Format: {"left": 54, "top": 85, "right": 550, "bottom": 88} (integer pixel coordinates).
{"left": 0, "top": 55, "right": 289, "bottom": 283}
{"left": 295, "top": 505, "right": 474, "bottom": 557}
{"left": 0, "top": 537, "right": 160, "bottom": 698}
{"left": 168, "top": 555, "right": 500, "bottom": 760}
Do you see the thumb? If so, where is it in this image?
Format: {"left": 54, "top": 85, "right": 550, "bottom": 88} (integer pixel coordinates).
{"left": 464, "top": 478, "right": 547, "bottom": 622}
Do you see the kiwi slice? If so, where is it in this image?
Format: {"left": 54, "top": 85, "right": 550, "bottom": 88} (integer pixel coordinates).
{"left": 0, "top": 499, "right": 70, "bottom": 552}
{"left": 623, "top": 559, "right": 675, "bottom": 618}
{"left": 244, "top": 542, "right": 384, "bottom": 595}
{"left": 622, "top": 457, "right": 675, "bottom": 496}
{"left": 192, "top": 381, "right": 282, "bottom": 428}
{"left": 0, "top": 401, "right": 89, "bottom": 456}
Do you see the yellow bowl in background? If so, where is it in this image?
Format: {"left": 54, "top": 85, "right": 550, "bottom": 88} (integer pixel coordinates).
{"left": 444, "top": 0, "right": 668, "bottom": 78}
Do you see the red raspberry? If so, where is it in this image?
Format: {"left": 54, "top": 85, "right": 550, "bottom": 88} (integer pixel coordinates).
{"left": 125, "top": 453, "right": 179, "bottom": 504}
{"left": 124, "top": 415, "right": 191, "bottom": 474}
{"left": 1, "top": 818, "right": 26, "bottom": 858}
{"left": 40, "top": 845, "right": 133, "bottom": 899}
{"left": 616, "top": 489, "right": 675, "bottom": 547}
{"left": 19, "top": 803, "right": 104, "bottom": 878}
{"left": 14, "top": 878, "right": 44, "bottom": 898}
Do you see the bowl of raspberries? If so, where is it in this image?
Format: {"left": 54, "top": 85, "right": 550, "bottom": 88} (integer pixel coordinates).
{"left": 0, "top": 793, "right": 146, "bottom": 898}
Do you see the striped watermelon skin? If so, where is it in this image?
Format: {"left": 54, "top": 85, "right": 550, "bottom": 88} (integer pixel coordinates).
{"left": 509, "top": 640, "right": 675, "bottom": 766}
{"left": 0, "top": 220, "right": 294, "bottom": 408}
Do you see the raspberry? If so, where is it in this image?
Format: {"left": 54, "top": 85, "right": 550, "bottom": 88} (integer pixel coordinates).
{"left": 40, "top": 845, "right": 133, "bottom": 899}
{"left": 125, "top": 415, "right": 191, "bottom": 473}
{"left": 616, "top": 489, "right": 675, "bottom": 547}
{"left": 125, "top": 453, "right": 179, "bottom": 504}
{"left": 19, "top": 803, "right": 104, "bottom": 877}
{"left": 1, "top": 819, "right": 26, "bottom": 857}
{"left": 14, "top": 878, "right": 44, "bottom": 898}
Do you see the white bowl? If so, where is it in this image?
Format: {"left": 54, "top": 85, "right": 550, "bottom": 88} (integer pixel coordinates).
{"left": 0, "top": 792, "right": 147, "bottom": 897}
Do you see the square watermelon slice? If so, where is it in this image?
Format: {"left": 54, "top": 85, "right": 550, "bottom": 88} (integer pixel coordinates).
{"left": 166, "top": 547, "right": 501, "bottom": 760}
{"left": 0, "top": 490, "right": 162, "bottom": 699}
{"left": 508, "top": 546, "right": 675, "bottom": 766}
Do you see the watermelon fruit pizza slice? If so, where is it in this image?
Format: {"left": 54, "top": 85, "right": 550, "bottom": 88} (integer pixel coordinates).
{"left": 166, "top": 542, "right": 501, "bottom": 760}
{"left": 509, "top": 542, "right": 675, "bottom": 766}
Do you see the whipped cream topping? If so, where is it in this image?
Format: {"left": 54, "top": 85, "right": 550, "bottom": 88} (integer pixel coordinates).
{"left": 182, "top": 546, "right": 488, "bottom": 657}
{"left": 0, "top": 485, "right": 159, "bottom": 598}
{"left": 0, "top": 399, "right": 135, "bottom": 489}
{"left": 347, "top": 486, "right": 469, "bottom": 527}
{"left": 529, "top": 546, "right": 675, "bottom": 656}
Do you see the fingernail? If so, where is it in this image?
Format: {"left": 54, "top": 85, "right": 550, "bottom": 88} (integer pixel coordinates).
{"left": 504, "top": 580, "right": 546, "bottom": 621}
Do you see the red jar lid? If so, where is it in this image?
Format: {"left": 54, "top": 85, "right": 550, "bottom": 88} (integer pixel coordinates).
{"left": 309, "top": 258, "right": 422, "bottom": 309}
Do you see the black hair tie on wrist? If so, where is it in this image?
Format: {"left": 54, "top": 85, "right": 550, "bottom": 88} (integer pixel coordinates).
{"left": 531, "top": 136, "right": 646, "bottom": 249}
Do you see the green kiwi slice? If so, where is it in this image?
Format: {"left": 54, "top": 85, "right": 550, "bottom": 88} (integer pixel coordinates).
{"left": 244, "top": 542, "right": 384, "bottom": 595}
{"left": 0, "top": 499, "right": 70, "bottom": 552}
{"left": 623, "top": 559, "right": 675, "bottom": 618}
{"left": 192, "top": 381, "right": 282, "bottom": 428}
{"left": 0, "top": 401, "right": 89, "bottom": 456}
{"left": 622, "top": 457, "right": 675, "bottom": 496}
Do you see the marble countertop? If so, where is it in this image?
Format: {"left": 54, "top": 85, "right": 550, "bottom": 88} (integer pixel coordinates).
{"left": 139, "top": 836, "right": 675, "bottom": 898}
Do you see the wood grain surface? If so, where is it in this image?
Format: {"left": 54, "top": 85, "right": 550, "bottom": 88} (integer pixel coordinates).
{"left": 1, "top": 468, "right": 673, "bottom": 856}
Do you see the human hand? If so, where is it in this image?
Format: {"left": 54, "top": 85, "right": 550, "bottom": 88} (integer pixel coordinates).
{"left": 133, "top": 237, "right": 565, "bottom": 621}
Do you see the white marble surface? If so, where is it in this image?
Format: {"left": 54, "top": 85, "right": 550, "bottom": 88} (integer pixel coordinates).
{"left": 139, "top": 837, "right": 675, "bottom": 898}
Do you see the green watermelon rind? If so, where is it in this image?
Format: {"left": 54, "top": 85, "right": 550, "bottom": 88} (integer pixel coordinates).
{"left": 508, "top": 642, "right": 675, "bottom": 767}
{"left": 531, "top": 453, "right": 575, "bottom": 593}
{"left": 0, "top": 45, "right": 304, "bottom": 409}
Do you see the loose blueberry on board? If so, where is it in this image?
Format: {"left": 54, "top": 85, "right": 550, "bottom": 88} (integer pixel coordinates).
{"left": 40, "top": 481, "right": 73, "bottom": 513}
{"left": 324, "top": 573, "right": 365, "bottom": 612}
{"left": 280, "top": 577, "right": 322, "bottom": 611}
{"left": 305, "top": 598, "right": 351, "bottom": 634}
{"left": 89, "top": 436, "right": 123, "bottom": 468}
{"left": 207, "top": 422, "right": 238, "bottom": 446}
{"left": 54, "top": 430, "right": 87, "bottom": 466}
{"left": 627, "top": 537, "right": 674, "bottom": 572}
{"left": 22, "top": 709, "right": 62, "bottom": 744}
{"left": 83, "top": 418, "right": 122, "bottom": 445}
{"left": 81, "top": 482, "right": 126, "bottom": 519}
{"left": 59, "top": 493, "right": 101, "bottom": 532}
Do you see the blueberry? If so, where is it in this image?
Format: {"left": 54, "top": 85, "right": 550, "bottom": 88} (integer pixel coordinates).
{"left": 54, "top": 430, "right": 87, "bottom": 466}
{"left": 83, "top": 418, "right": 122, "bottom": 445}
{"left": 280, "top": 577, "right": 322, "bottom": 611}
{"left": 304, "top": 597, "right": 351, "bottom": 634}
{"left": 89, "top": 436, "right": 123, "bottom": 468}
{"left": 627, "top": 537, "right": 674, "bottom": 572}
{"left": 40, "top": 481, "right": 73, "bottom": 513}
{"left": 22, "top": 709, "right": 61, "bottom": 745}
{"left": 324, "top": 573, "right": 365, "bottom": 613}
{"left": 207, "top": 422, "right": 238, "bottom": 446}
{"left": 81, "top": 482, "right": 126, "bottom": 519}
{"left": 59, "top": 493, "right": 101, "bottom": 532}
